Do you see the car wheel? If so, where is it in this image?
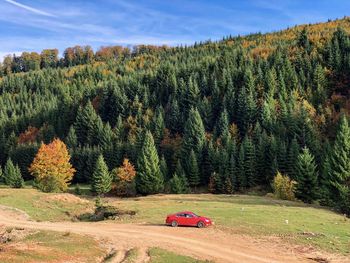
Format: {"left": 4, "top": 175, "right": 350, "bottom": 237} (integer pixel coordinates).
{"left": 197, "top": 221, "right": 204, "bottom": 228}
{"left": 171, "top": 221, "right": 178, "bottom": 227}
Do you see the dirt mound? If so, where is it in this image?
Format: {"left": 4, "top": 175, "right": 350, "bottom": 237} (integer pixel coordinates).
{"left": 0, "top": 226, "right": 33, "bottom": 243}
{"left": 41, "top": 193, "right": 90, "bottom": 204}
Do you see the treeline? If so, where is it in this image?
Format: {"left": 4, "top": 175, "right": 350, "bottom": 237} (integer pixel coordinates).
{"left": 0, "top": 20, "right": 349, "bottom": 214}
{"left": 0, "top": 44, "right": 170, "bottom": 76}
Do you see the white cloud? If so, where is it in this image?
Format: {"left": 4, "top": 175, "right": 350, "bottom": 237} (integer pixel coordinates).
{"left": 4, "top": 0, "right": 56, "bottom": 17}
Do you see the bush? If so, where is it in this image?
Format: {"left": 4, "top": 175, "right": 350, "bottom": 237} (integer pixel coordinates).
{"left": 272, "top": 172, "right": 297, "bottom": 201}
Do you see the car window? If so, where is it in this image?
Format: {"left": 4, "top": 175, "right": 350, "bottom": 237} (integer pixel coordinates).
{"left": 185, "top": 214, "right": 193, "bottom": 218}
{"left": 176, "top": 213, "right": 185, "bottom": 217}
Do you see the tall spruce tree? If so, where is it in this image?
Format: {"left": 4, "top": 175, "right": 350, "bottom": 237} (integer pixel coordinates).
{"left": 329, "top": 115, "right": 350, "bottom": 213}
{"left": 182, "top": 107, "right": 205, "bottom": 157}
{"left": 136, "top": 131, "right": 164, "bottom": 195}
{"left": 295, "top": 147, "right": 318, "bottom": 203}
{"left": 187, "top": 150, "right": 200, "bottom": 189}
{"left": 91, "top": 155, "right": 112, "bottom": 195}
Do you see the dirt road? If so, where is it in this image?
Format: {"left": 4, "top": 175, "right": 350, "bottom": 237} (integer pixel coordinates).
{"left": 0, "top": 208, "right": 345, "bottom": 263}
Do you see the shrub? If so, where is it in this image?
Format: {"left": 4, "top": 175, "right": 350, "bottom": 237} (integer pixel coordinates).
{"left": 272, "top": 171, "right": 297, "bottom": 201}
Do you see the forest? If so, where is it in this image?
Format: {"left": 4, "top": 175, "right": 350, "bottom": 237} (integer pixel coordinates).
{"left": 0, "top": 18, "right": 349, "bottom": 215}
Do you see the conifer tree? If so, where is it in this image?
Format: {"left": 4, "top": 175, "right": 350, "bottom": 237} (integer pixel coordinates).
{"left": 286, "top": 137, "right": 300, "bottom": 180}
{"left": 4, "top": 158, "right": 24, "bottom": 188}
{"left": 65, "top": 126, "right": 78, "bottom": 149}
{"left": 329, "top": 115, "right": 350, "bottom": 212}
{"left": 91, "top": 154, "right": 112, "bottom": 195}
{"left": 75, "top": 101, "right": 98, "bottom": 145}
{"left": 182, "top": 107, "right": 205, "bottom": 158}
{"left": 295, "top": 147, "right": 318, "bottom": 203}
{"left": 215, "top": 109, "right": 229, "bottom": 138}
{"left": 136, "top": 131, "right": 164, "bottom": 195}
{"left": 160, "top": 155, "right": 168, "bottom": 181}
{"left": 187, "top": 150, "right": 200, "bottom": 189}
{"left": 169, "top": 173, "right": 188, "bottom": 194}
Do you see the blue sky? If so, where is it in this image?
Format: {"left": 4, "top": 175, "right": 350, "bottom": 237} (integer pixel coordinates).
{"left": 0, "top": 0, "right": 349, "bottom": 60}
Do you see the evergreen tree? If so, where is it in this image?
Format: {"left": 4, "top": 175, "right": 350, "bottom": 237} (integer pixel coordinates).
{"left": 295, "top": 147, "right": 318, "bottom": 203}
{"left": 187, "top": 150, "right": 200, "bottom": 189}
{"left": 65, "top": 126, "right": 78, "bottom": 149}
{"left": 75, "top": 101, "right": 98, "bottom": 145}
{"left": 136, "top": 131, "right": 164, "bottom": 194}
{"left": 215, "top": 109, "right": 229, "bottom": 138}
{"left": 286, "top": 137, "right": 300, "bottom": 180}
{"left": 91, "top": 154, "right": 112, "bottom": 195}
{"left": 169, "top": 173, "right": 188, "bottom": 194}
{"left": 329, "top": 115, "right": 350, "bottom": 213}
{"left": 182, "top": 107, "right": 205, "bottom": 164}
{"left": 160, "top": 155, "right": 168, "bottom": 181}
{"left": 4, "top": 158, "right": 24, "bottom": 188}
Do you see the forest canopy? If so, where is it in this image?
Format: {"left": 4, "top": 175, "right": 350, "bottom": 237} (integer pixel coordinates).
{"left": 0, "top": 18, "right": 349, "bottom": 214}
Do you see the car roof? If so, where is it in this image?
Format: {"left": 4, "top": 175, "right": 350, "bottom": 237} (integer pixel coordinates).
{"left": 176, "top": 211, "right": 194, "bottom": 214}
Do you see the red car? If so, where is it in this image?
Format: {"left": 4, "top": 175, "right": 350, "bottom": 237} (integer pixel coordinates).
{"left": 165, "top": 211, "right": 212, "bottom": 228}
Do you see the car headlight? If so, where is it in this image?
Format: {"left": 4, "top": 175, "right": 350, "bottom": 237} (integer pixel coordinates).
{"left": 205, "top": 219, "right": 210, "bottom": 222}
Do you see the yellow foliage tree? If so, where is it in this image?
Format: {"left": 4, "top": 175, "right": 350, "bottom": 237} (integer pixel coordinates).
{"left": 112, "top": 159, "right": 136, "bottom": 196}
{"left": 272, "top": 172, "right": 297, "bottom": 201}
{"left": 29, "top": 138, "right": 75, "bottom": 192}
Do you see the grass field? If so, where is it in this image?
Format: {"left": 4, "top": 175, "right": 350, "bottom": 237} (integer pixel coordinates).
{"left": 148, "top": 247, "right": 211, "bottom": 263}
{"left": 0, "top": 230, "right": 105, "bottom": 263}
{"left": 0, "top": 187, "right": 349, "bottom": 255}
{"left": 0, "top": 187, "right": 93, "bottom": 221}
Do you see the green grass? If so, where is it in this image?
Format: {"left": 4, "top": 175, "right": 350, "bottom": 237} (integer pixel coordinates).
{"left": 108, "top": 194, "right": 350, "bottom": 255}
{"left": 149, "top": 248, "right": 210, "bottom": 263}
{"left": 123, "top": 248, "right": 139, "bottom": 263}
{"left": 0, "top": 230, "right": 106, "bottom": 263}
{"left": 0, "top": 187, "right": 93, "bottom": 221}
{"left": 0, "top": 187, "right": 349, "bottom": 255}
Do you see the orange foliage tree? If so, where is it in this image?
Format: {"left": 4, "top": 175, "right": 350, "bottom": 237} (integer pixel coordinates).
{"left": 111, "top": 158, "right": 136, "bottom": 196}
{"left": 29, "top": 138, "right": 75, "bottom": 192}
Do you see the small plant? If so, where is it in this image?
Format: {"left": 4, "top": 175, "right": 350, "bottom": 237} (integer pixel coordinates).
{"left": 272, "top": 171, "right": 297, "bottom": 201}
{"left": 74, "top": 184, "right": 82, "bottom": 195}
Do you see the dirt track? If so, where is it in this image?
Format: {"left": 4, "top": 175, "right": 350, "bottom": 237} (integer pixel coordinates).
{"left": 0, "top": 208, "right": 347, "bottom": 263}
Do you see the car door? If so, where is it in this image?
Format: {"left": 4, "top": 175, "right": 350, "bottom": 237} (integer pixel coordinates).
{"left": 184, "top": 213, "right": 197, "bottom": 226}
{"left": 176, "top": 213, "right": 186, "bottom": 225}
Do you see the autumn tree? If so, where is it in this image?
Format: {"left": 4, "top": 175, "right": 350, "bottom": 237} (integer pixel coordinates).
{"left": 112, "top": 158, "right": 136, "bottom": 196}
{"left": 29, "top": 139, "right": 75, "bottom": 192}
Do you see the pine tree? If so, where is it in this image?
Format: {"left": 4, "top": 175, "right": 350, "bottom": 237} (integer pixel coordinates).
{"left": 286, "top": 137, "right": 300, "bottom": 180}
{"left": 215, "top": 109, "right": 229, "bottom": 138}
{"left": 160, "top": 155, "right": 168, "bottom": 181}
{"left": 65, "top": 126, "right": 78, "bottom": 149}
{"left": 182, "top": 108, "right": 205, "bottom": 158}
{"left": 295, "top": 147, "right": 318, "bottom": 203}
{"left": 329, "top": 115, "right": 350, "bottom": 212}
{"left": 4, "top": 158, "right": 24, "bottom": 188}
{"left": 152, "top": 108, "right": 165, "bottom": 147}
{"left": 187, "top": 150, "right": 200, "bottom": 189}
{"left": 169, "top": 173, "right": 188, "bottom": 194}
{"left": 75, "top": 101, "right": 98, "bottom": 145}
{"left": 243, "top": 136, "right": 256, "bottom": 188}
{"left": 136, "top": 131, "right": 164, "bottom": 195}
{"left": 91, "top": 154, "right": 112, "bottom": 195}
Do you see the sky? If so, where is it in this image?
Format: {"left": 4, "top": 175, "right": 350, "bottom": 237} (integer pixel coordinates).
{"left": 0, "top": 0, "right": 349, "bottom": 60}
